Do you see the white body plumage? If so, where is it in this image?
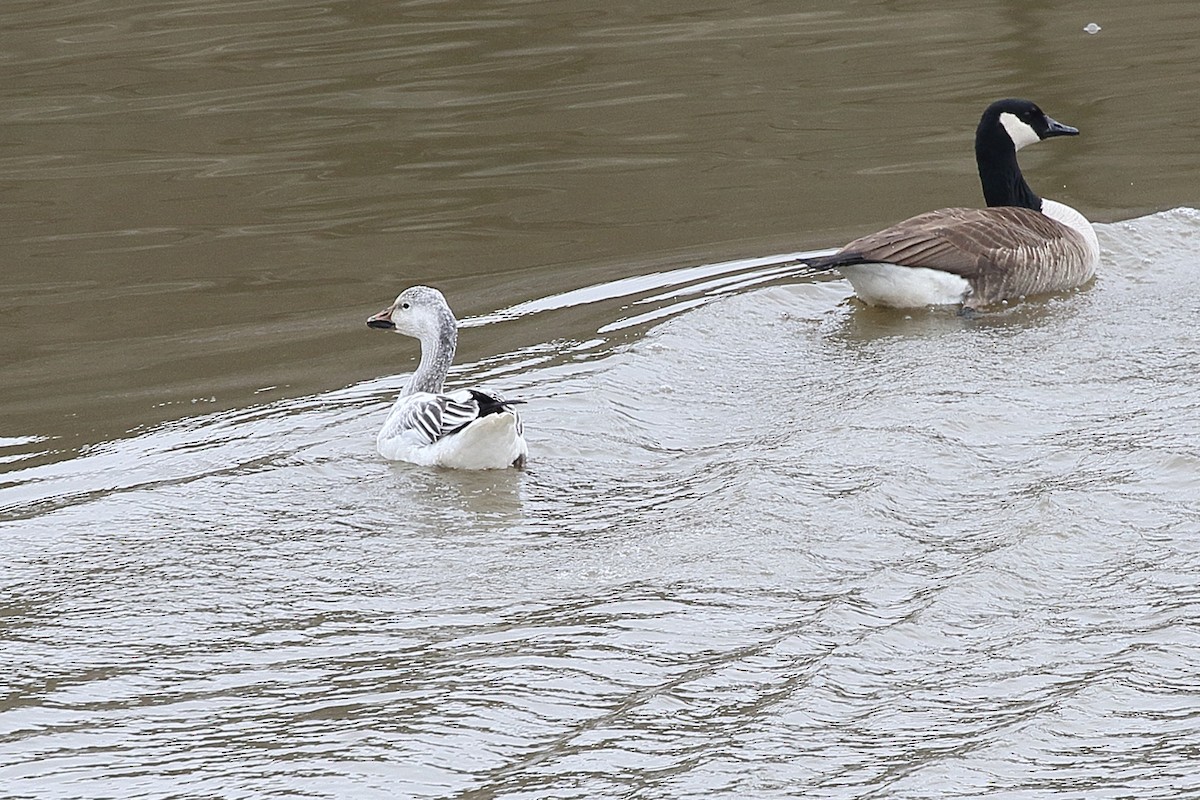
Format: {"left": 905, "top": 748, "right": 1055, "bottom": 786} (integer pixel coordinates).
{"left": 376, "top": 388, "right": 527, "bottom": 469}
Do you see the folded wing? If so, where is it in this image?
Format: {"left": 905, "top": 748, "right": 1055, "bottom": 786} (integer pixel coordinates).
{"left": 806, "top": 207, "right": 1094, "bottom": 304}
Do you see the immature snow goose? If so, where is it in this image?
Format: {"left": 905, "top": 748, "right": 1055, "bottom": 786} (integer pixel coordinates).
{"left": 367, "top": 286, "right": 528, "bottom": 469}
{"left": 803, "top": 99, "right": 1100, "bottom": 310}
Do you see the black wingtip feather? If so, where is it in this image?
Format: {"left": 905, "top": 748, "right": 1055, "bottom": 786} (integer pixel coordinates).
{"left": 468, "top": 389, "right": 526, "bottom": 417}
{"left": 803, "top": 251, "right": 870, "bottom": 271}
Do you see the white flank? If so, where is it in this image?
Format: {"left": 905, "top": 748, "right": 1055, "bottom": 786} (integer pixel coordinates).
{"left": 377, "top": 407, "right": 526, "bottom": 469}
{"left": 838, "top": 263, "right": 972, "bottom": 308}
{"left": 1041, "top": 199, "right": 1101, "bottom": 274}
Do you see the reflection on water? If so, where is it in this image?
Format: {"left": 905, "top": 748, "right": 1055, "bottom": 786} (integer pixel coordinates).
{"left": 4, "top": 0, "right": 1200, "bottom": 796}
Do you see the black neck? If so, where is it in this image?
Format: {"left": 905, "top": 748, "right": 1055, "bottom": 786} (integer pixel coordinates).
{"left": 975, "top": 122, "right": 1042, "bottom": 210}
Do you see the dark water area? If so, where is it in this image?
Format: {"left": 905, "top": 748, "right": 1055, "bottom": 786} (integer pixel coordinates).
{"left": 3, "top": 2, "right": 1200, "bottom": 798}
{"left": 3, "top": 0, "right": 1199, "bottom": 455}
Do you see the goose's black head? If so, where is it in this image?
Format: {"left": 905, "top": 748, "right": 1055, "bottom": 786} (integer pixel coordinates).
{"left": 980, "top": 98, "right": 1078, "bottom": 151}
{"left": 975, "top": 99, "right": 1079, "bottom": 210}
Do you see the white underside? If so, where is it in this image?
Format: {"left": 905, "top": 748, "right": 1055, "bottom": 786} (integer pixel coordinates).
{"left": 377, "top": 411, "right": 528, "bottom": 469}
{"left": 838, "top": 263, "right": 971, "bottom": 308}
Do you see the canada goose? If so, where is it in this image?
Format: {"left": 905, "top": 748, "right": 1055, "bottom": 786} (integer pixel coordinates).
{"left": 803, "top": 99, "right": 1100, "bottom": 310}
{"left": 367, "top": 286, "right": 528, "bottom": 469}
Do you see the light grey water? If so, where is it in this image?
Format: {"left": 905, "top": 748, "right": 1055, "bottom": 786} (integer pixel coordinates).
{"left": 3, "top": 1, "right": 1200, "bottom": 798}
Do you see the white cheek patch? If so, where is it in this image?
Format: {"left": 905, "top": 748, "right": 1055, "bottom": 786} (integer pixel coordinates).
{"left": 999, "top": 112, "right": 1041, "bottom": 150}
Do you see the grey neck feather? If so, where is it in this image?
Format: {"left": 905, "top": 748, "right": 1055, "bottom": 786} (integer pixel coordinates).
{"left": 404, "top": 307, "right": 458, "bottom": 395}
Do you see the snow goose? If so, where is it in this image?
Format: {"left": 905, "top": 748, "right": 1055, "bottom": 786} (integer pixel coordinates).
{"left": 367, "top": 286, "right": 528, "bottom": 469}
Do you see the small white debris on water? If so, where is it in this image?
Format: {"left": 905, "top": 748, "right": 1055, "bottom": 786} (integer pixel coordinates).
{"left": 1083, "top": 22, "right": 1101, "bottom": 34}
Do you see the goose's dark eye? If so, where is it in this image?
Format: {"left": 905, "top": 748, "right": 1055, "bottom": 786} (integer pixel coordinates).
{"left": 401, "top": 302, "right": 410, "bottom": 310}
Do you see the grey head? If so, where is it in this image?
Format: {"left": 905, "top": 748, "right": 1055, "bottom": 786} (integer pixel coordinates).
{"left": 367, "top": 285, "right": 458, "bottom": 340}
{"left": 367, "top": 285, "right": 459, "bottom": 394}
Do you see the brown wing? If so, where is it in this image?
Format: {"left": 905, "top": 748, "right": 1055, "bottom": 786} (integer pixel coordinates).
{"left": 807, "top": 206, "right": 1095, "bottom": 306}
{"left": 836, "top": 207, "right": 1086, "bottom": 280}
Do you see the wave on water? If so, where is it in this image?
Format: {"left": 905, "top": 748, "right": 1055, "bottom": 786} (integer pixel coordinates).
{"left": 2, "top": 207, "right": 1198, "bottom": 527}
{"left": 3, "top": 209, "right": 1200, "bottom": 800}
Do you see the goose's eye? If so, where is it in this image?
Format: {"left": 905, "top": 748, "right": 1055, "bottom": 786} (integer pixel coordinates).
{"left": 401, "top": 302, "right": 410, "bottom": 310}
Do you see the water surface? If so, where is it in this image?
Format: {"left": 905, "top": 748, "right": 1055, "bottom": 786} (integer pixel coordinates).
{"left": 3, "top": 1, "right": 1200, "bottom": 798}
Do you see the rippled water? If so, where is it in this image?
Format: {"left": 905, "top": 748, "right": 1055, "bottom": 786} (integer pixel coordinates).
{"left": 4, "top": 0, "right": 1200, "bottom": 797}
{"left": 6, "top": 210, "right": 1200, "bottom": 797}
